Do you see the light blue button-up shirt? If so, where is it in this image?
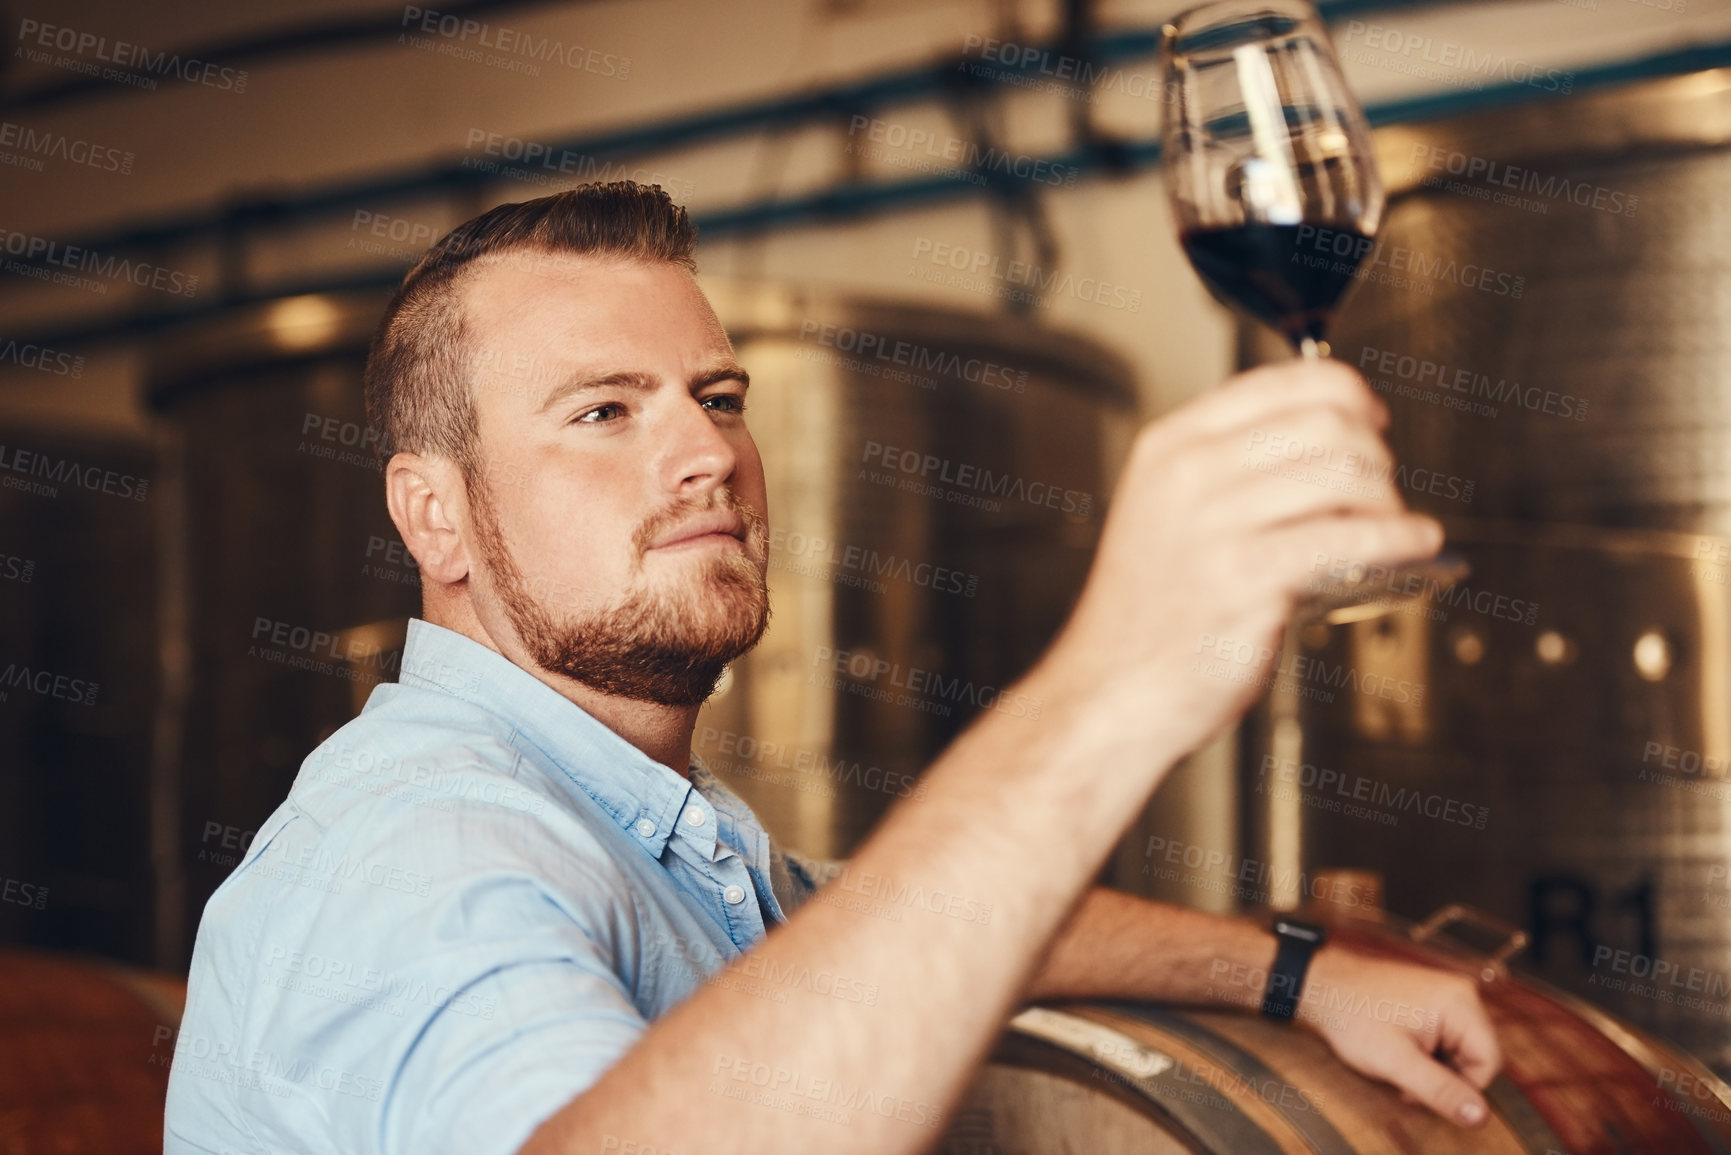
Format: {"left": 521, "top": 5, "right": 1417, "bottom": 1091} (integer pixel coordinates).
{"left": 165, "top": 618, "right": 823, "bottom": 1155}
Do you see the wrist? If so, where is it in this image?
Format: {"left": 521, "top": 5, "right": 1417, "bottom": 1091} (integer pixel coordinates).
{"left": 1019, "top": 647, "right": 1197, "bottom": 776}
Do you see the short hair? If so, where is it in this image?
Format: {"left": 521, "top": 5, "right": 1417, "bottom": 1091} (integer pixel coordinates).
{"left": 362, "top": 181, "right": 698, "bottom": 472}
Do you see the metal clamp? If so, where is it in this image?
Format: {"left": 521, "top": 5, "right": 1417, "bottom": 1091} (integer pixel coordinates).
{"left": 1411, "top": 903, "right": 1529, "bottom": 983}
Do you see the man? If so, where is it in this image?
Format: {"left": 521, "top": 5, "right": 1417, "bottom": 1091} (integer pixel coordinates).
{"left": 166, "top": 181, "right": 1499, "bottom": 1155}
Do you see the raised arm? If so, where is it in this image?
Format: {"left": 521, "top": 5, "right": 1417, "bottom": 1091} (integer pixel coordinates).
{"left": 522, "top": 358, "right": 1441, "bottom": 1155}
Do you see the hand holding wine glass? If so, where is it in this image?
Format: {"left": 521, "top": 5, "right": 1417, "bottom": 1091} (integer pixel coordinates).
{"left": 1161, "top": 0, "right": 1466, "bottom": 617}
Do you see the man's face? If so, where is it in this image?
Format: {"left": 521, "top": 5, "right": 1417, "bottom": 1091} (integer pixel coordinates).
{"left": 456, "top": 250, "right": 769, "bottom": 706}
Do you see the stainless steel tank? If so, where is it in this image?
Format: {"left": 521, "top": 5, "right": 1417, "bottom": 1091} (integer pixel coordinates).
{"left": 1237, "top": 69, "right": 1731, "bottom": 1072}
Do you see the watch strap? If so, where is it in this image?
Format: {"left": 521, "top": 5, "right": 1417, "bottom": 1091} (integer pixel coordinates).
{"left": 1262, "top": 917, "right": 1326, "bottom": 1020}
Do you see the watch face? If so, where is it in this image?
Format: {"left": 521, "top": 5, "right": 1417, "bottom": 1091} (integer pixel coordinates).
{"left": 1274, "top": 918, "right": 1326, "bottom": 945}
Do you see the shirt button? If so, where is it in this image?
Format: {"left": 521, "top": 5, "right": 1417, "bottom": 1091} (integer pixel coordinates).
{"left": 683, "top": 806, "right": 706, "bottom": 827}
{"left": 635, "top": 818, "right": 656, "bottom": 838}
{"left": 723, "top": 885, "right": 746, "bottom": 905}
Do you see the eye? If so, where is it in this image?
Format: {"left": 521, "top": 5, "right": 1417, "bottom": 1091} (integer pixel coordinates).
{"left": 702, "top": 393, "right": 747, "bottom": 414}
{"left": 574, "top": 403, "right": 625, "bottom": 424}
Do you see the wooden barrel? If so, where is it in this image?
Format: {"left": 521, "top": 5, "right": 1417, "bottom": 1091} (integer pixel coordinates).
{"left": 0, "top": 950, "right": 188, "bottom": 1155}
{"left": 941, "top": 910, "right": 1731, "bottom": 1154}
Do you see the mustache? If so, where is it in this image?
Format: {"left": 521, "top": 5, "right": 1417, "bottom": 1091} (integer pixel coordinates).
{"left": 631, "top": 487, "right": 766, "bottom": 556}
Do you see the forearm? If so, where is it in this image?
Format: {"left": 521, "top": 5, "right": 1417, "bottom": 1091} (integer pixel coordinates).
{"left": 1024, "top": 888, "right": 1281, "bottom": 1007}
{"left": 523, "top": 661, "right": 1191, "bottom": 1155}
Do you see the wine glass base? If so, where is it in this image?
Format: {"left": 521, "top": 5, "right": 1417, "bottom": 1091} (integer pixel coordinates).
{"left": 1296, "top": 550, "right": 1472, "bottom": 625}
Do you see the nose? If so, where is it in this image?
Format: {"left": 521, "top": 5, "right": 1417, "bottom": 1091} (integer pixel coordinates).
{"left": 658, "top": 393, "right": 738, "bottom": 500}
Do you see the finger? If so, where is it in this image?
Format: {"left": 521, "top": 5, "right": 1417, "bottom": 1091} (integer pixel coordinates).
{"left": 1207, "top": 427, "right": 1402, "bottom": 532}
{"left": 1231, "top": 405, "right": 1395, "bottom": 479}
{"left": 1378, "top": 1041, "right": 1491, "bottom": 1128}
{"left": 1169, "top": 359, "right": 1388, "bottom": 441}
{"left": 1436, "top": 989, "right": 1503, "bottom": 1090}
{"left": 1203, "top": 456, "right": 1402, "bottom": 537}
{"left": 1250, "top": 512, "right": 1443, "bottom": 599}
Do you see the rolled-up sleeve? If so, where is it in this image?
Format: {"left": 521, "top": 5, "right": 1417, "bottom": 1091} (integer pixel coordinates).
{"left": 218, "top": 801, "right": 656, "bottom": 1155}
{"left": 381, "top": 872, "right": 650, "bottom": 1155}
{"left": 771, "top": 846, "right": 846, "bottom": 918}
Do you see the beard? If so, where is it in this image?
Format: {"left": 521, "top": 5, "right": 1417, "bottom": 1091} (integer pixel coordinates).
{"left": 467, "top": 477, "right": 770, "bottom": 707}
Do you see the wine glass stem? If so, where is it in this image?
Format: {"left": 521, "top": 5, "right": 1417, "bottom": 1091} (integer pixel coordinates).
{"left": 1299, "top": 336, "right": 1323, "bottom": 361}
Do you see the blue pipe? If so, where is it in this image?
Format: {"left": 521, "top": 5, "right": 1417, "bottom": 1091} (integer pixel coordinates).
{"left": 7, "top": 27, "right": 1728, "bottom": 348}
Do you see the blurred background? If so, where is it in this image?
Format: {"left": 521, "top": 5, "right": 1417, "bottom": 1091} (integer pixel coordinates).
{"left": 5, "top": 0, "right": 1731, "bottom": 1144}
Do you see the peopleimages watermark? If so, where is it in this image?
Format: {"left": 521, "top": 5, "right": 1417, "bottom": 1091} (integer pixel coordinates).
{"left": 600, "top": 1136, "right": 694, "bottom": 1155}
{"left": 298, "top": 410, "right": 537, "bottom": 496}
{"left": 907, "top": 237, "right": 1144, "bottom": 313}
{"left": 793, "top": 320, "right": 1028, "bottom": 393}
{"left": 1638, "top": 740, "right": 1731, "bottom": 807}
{"left": 0, "top": 227, "right": 199, "bottom": 298}
{"left": 1242, "top": 428, "right": 1476, "bottom": 506}
{"left": 248, "top": 616, "right": 401, "bottom": 685}
{"left": 348, "top": 209, "right": 444, "bottom": 264}
{"left": 1088, "top": 1036, "right": 1326, "bottom": 1114}
{"left": 1407, "top": 144, "right": 1636, "bottom": 218}
{"left": 400, "top": 7, "right": 630, "bottom": 79}
{"left": 1555, "top": 0, "right": 1688, "bottom": 13}
{"left": 958, "top": 34, "right": 1175, "bottom": 106}
{"left": 15, "top": 17, "right": 250, "bottom": 93}
{"left": 845, "top": 115, "right": 1078, "bottom": 189}
{"left": 0, "top": 661, "right": 99, "bottom": 707}
{"left": 252, "top": 831, "right": 435, "bottom": 900}
{"left": 1, "top": 873, "right": 48, "bottom": 911}
{"left": 769, "top": 527, "right": 979, "bottom": 599}
{"left": 1255, "top": 754, "right": 1490, "bottom": 831}
{"left": 710, "top": 1053, "right": 942, "bottom": 1130}
{"left": 0, "top": 119, "right": 133, "bottom": 175}
{"left": 1307, "top": 554, "right": 1540, "bottom": 627}
{"left": 1140, "top": 834, "right": 1377, "bottom": 910}
{"left": 1589, "top": 945, "right": 1731, "bottom": 1017}
{"left": 197, "top": 820, "right": 256, "bottom": 869}
{"left": 1192, "top": 632, "right": 1426, "bottom": 707}
{"left": 262, "top": 942, "right": 499, "bottom": 1020}
{"left": 0, "top": 550, "right": 34, "bottom": 584}
{"left": 1704, "top": 862, "right": 1731, "bottom": 913}
{"left": 1655, "top": 1067, "right": 1731, "bottom": 1126}
{"left": 362, "top": 534, "right": 421, "bottom": 590}
{"left": 1290, "top": 225, "right": 1525, "bottom": 300}
{"left": 460, "top": 129, "right": 693, "bottom": 198}
{"left": 1356, "top": 344, "right": 1588, "bottom": 423}
{"left": 1339, "top": 21, "right": 1573, "bottom": 94}
{"left": 309, "top": 735, "right": 550, "bottom": 817}
{"left": 804, "top": 861, "right": 995, "bottom": 927}
{"left": 722, "top": 953, "right": 880, "bottom": 1007}
{"left": 0, "top": 442, "right": 149, "bottom": 502}
{"left": 0, "top": 337, "right": 84, "bottom": 378}
{"left": 810, "top": 644, "right": 1043, "bottom": 721}
{"left": 861, "top": 440, "right": 1093, "bottom": 520}
{"left": 1692, "top": 538, "right": 1731, "bottom": 589}
{"left": 697, "top": 726, "right": 928, "bottom": 802}
{"left": 1206, "top": 957, "right": 1439, "bottom": 1037}
{"left": 152, "top": 1027, "right": 383, "bottom": 1103}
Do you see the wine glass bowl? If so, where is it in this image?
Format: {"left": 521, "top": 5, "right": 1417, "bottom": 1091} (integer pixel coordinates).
{"left": 1161, "top": 0, "right": 1385, "bottom": 356}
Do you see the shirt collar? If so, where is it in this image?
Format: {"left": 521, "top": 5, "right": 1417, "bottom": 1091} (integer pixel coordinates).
{"left": 394, "top": 617, "right": 696, "bottom": 857}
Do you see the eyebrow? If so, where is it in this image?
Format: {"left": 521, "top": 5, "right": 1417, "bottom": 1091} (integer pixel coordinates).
{"left": 535, "top": 362, "right": 750, "bottom": 415}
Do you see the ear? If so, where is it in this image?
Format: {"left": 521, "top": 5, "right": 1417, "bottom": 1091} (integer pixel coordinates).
{"left": 385, "top": 452, "right": 472, "bottom": 586}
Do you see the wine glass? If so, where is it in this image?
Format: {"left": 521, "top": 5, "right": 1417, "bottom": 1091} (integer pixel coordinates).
{"left": 1160, "top": 0, "right": 1466, "bottom": 621}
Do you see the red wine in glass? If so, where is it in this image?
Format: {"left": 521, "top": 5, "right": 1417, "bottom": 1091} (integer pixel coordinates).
{"left": 1180, "top": 223, "right": 1373, "bottom": 352}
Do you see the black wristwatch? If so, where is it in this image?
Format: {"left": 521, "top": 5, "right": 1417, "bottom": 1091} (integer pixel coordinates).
{"left": 1261, "top": 916, "right": 1328, "bottom": 1020}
